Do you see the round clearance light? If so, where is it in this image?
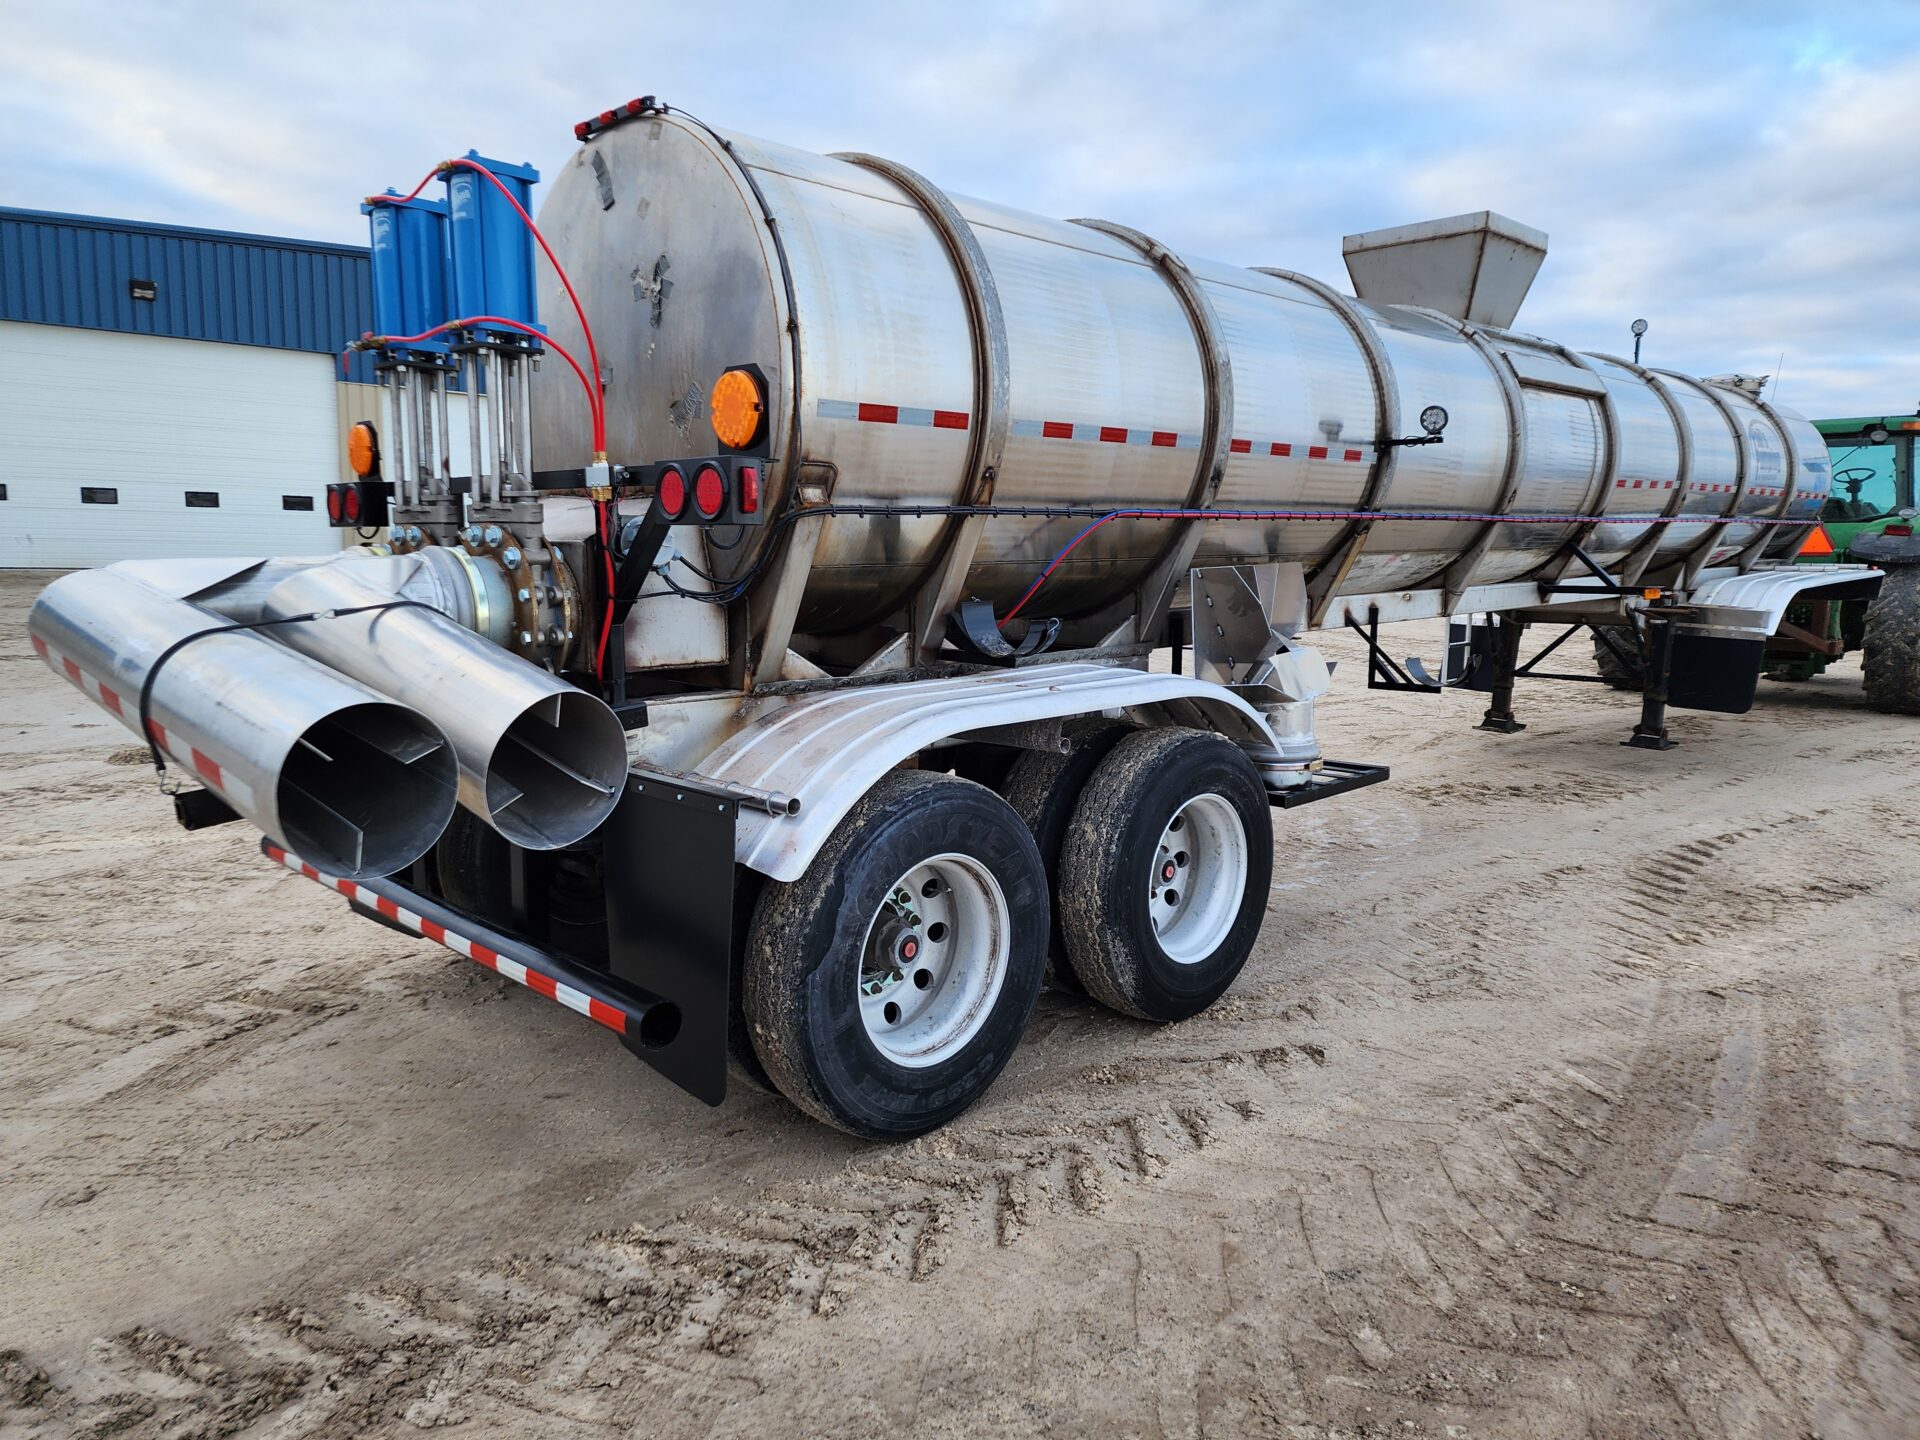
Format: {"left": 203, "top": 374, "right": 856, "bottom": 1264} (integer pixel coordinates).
{"left": 693, "top": 463, "right": 727, "bottom": 520}
{"left": 343, "top": 484, "right": 362, "bottom": 524}
{"left": 347, "top": 421, "right": 379, "bottom": 478}
{"left": 709, "top": 368, "right": 765, "bottom": 449}
{"left": 1867, "top": 426, "right": 1891, "bottom": 445}
{"left": 1419, "top": 405, "right": 1450, "bottom": 436}
{"left": 656, "top": 465, "right": 687, "bottom": 520}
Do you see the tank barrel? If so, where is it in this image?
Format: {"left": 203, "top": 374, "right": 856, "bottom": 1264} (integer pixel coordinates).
{"left": 28, "top": 569, "right": 459, "bottom": 879}
{"left": 258, "top": 561, "right": 627, "bottom": 850}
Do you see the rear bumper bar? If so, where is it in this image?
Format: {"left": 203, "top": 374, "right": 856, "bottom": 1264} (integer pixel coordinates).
{"left": 262, "top": 838, "right": 682, "bottom": 1051}
{"left": 266, "top": 774, "right": 741, "bottom": 1108}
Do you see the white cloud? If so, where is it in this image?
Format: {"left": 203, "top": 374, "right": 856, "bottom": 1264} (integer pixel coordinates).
{"left": 2, "top": 0, "right": 1916, "bottom": 414}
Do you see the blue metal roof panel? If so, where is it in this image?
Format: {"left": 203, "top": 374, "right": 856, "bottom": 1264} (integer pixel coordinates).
{"left": 0, "top": 206, "right": 376, "bottom": 381}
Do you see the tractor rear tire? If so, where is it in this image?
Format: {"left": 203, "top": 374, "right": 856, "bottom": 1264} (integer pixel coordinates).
{"left": 1590, "top": 625, "right": 1645, "bottom": 690}
{"left": 1057, "top": 729, "right": 1272, "bottom": 1023}
{"left": 1862, "top": 567, "right": 1920, "bottom": 715}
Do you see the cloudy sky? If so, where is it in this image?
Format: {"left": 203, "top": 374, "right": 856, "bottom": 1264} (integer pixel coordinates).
{"left": 3, "top": 0, "right": 1917, "bottom": 417}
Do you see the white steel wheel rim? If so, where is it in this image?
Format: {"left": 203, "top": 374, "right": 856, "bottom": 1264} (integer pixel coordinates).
{"left": 1149, "top": 793, "right": 1248, "bottom": 964}
{"left": 856, "top": 852, "right": 1010, "bottom": 1069}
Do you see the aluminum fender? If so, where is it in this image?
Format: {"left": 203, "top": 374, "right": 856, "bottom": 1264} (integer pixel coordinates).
{"left": 1683, "top": 564, "right": 1884, "bottom": 637}
{"left": 697, "top": 662, "right": 1284, "bottom": 882}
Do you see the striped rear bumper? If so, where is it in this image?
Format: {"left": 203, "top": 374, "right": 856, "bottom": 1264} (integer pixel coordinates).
{"left": 262, "top": 841, "right": 664, "bottom": 1043}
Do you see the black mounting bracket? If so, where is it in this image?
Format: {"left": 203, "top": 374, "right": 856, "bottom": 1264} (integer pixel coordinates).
{"left": 1344, "top": 606, "right": 1460, "bottom": 692}
{"left": 1537, "top": 542, "right": 1644, "bottom": 597}
{"left": 945, "top": 598, "right": 1062, "bottom": 667}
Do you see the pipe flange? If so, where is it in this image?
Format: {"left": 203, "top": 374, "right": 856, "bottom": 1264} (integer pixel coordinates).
{"left": 461, "top": 525, "right": 580, "bottom": 668}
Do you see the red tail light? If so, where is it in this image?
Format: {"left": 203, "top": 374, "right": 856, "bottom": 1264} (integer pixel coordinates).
{"left": 326, "top": 487, "right": 343, "bottom": 524}
{"left": 343, "top": 485, "right": 362, "bottom": 524}
{"left": 693, "top": 463, "right": 726, "bottom": 520}
{"left": 656, "top": 465, "right": 687, "bottom": 520}
{"left": 1887, "top": 523, "right": 1914, "bottom": 537}
{"left": 737, "top": 464, "right": 760, "bottom": 515}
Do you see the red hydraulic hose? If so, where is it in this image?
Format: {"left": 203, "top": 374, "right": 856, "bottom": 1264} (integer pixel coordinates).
{"left": 596, "top": 500, "right": 618, "bottom": 682}
{"left": 365, "top": 316, "right": 600, "bottom": 447}
{"left": 371, "top": 158, "right": 605, "bottom": 456}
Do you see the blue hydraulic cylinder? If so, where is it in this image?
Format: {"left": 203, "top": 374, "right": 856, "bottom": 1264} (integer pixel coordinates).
{"left": 361, "top": 192, "right": 450, "bottom": 352}
{"left": 446, "top": 151, "right": 542, "bottom": 334}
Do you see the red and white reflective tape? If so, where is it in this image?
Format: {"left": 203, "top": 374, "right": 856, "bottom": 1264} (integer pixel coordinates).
{"left": 32, "top": 633, "right": 254, "bottom": 808}
{"left": 1228, "top": 436, "right": 1370, "bottom": 463}
{"left": 1009, "top": 418, "right": 1204, "bottom": 450}
{"left": 262, "top": 843, "right": 631, "bottom": 1037}
{"left": 816, "top": 398, "right": 970, "bottom": 430}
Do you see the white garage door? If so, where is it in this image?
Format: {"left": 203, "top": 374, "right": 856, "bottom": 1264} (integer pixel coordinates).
{"left": 1, "top": 321, "right": 341, "bottom": 568}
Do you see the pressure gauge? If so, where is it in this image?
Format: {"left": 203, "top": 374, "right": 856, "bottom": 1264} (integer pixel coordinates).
{"left": 1419, "top": 405, "right": 1449, "bottom": 436}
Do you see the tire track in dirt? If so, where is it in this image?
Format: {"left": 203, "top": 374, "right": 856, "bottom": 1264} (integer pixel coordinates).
{"left": 6, "top": 603, "right": 1918, "bottom": 1437}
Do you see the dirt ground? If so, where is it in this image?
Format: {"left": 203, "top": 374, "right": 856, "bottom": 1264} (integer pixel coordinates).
{"left": 3, "top": 564, "right": 1918, "bottom": 1439}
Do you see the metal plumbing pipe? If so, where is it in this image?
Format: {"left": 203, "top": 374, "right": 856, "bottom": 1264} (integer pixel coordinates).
{"left": 259, "top": 556, "right": 627, "bottom": 850}
{"left": 28, "top": 568, "right": 459, "bottom": 878}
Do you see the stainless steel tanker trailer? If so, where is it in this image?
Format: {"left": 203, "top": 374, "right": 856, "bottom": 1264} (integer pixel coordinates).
{"left": 31, "top": 98, "right": 1900, "bottom": 1138}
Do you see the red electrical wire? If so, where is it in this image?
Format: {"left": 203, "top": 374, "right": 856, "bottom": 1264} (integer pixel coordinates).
{"left": 372, "top": 158, "right": 605, "bottom": 455}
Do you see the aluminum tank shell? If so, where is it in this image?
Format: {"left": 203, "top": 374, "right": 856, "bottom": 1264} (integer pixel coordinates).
{"left": 531, "top": 115, "right": 1829, "bottom": 633}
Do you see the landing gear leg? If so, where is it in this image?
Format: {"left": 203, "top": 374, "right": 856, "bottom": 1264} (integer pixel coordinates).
{"left": 1476, "top": 616, "right": 1527, "bottom": 734}
{"left": 1624, "top": 617, "right": 1679, "bottom": 751}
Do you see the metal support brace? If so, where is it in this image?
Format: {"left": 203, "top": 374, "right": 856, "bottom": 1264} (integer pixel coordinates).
{"left": 1255, "top": 269, "right": 1401, "bottom": 628}
{"left": 1078, "top": 219, "right": 1233, "bottom": 645}
{"left": 1624, "top": 618, "right": 1679, "bottom": 750}
{"left": 837, "top": 153, "right": 1012, "bottom": 663}
{"left": 1343, "top": 606, "right": 1440, "bottom": 693}
{"left": 1476, "top": 617, "right": 1527, "bottom": 733}
{"left": 748, "top": 509, "right": 829, "bottom": 687}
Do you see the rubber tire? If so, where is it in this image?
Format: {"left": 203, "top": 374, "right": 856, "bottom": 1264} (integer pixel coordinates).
{"left": 1000, "top": 722, "right": 1134, "bottom": 992}
{"left": 1862, "top": 567, "right": 1920, "bottom": 715}
{"left": 1057, "top": 728, "right": 1273, "bottom": 1023}
{"left": 1591, "top": 625, "right": 1645, "bottom": 690}
{"left": 743, "top": 770, "right": 1049, "bottom": 1139}
{"left": 726, "top": 868, "right": 777, "bottom": 1094}
{"left": 434, "top": 809, "right": 512, "bottom": 919}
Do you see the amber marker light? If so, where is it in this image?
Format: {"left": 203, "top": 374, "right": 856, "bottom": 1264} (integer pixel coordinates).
{"left": 348, "top": 421, "right": 380, "bottom": 478}
{"left": 710, "top": 368, "right": 765, "bottom": 449}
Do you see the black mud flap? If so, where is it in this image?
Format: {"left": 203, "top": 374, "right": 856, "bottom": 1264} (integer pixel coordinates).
{"left": 602, "top": 774, "right": 739, "bottom": 1106}
{"left": 1669, "top": 631, "right": 1765, "bottom": 714}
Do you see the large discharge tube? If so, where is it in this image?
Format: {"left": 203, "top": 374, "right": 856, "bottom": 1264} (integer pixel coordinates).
{"left": 530, "top": 112, "right": 1829, "bottom": 637}
{"left": 28, "top": 568, "right": 459, "bottom": 878}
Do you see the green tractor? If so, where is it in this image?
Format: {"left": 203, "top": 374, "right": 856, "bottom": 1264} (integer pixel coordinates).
{"left": 1763, "top": 411, "right": 1920, "bottom": 711}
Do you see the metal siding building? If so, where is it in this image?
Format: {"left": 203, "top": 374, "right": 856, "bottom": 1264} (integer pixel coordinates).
{"left": 0, "top": 208, "right": 377, "bottom": 381}
{"left": 0, "top": 207, "right": 380, "bottom": 567}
